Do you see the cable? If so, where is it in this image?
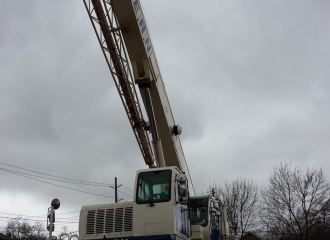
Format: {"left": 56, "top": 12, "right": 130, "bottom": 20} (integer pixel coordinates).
{"left": 122, "top": 185, "right": 134, "bottom": 192}
{"left": 0, "top": 161, "right": 114, "bottom": 186}
{"left": 56, "top": 216, "right": 79, "bottom": 220}
{"left": 0, "top": 169, "right": 115, "bottom": 198}
{"left": 56, "top": 211, "right": 80, "bottom": 215}
{"left": 0, "top": 162, "right": 133, "bottom": 199}
{"left": 0, "top": 162, "right": 134, "bottom": 198}
{"left": 1, "top": 167, "right": 131, "bottom": 199}
{"left": 0, "top": 167, "right": 111, "bottom": 187}
{"left": 0, "top": 212, "right": 78, "bottom": 220}
{"left": 0, "top": 211, "right": 80, "bottom": 219}
{"left": 113, "top": 188, "right": 133, "bottom": 199}
{"left": 0, "top": 216, "right": 78, "bottom": 224}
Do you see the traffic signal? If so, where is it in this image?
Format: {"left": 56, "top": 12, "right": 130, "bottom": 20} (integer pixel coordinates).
{"left": 47, "top": 209, "right": 55, "bottom": 232}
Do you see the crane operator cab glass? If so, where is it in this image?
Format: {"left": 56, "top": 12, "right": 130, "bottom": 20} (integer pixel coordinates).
{"left": 188, "top": 195, "right": 209, "bottom": 227}
{"left": 136, "top": 170, "right": 171, "bottom": 204}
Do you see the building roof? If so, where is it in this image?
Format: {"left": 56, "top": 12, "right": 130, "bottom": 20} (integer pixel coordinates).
{"left": 0, "top": 233, "right": 11, "bottom": 240}
{"left": 241, "top": 232, "right": 262, "bottom": 240}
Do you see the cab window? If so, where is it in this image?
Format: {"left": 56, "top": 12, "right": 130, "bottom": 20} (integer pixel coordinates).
{"left": 136, "top": 170, "right": 171, "bottom": 204}
{"left": 188, "top": 196, "right": 209, "bottom": 227}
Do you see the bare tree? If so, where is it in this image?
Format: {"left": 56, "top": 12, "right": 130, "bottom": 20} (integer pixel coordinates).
{"left": 57, "top": 226, "right": 78, "bottom": 240}
{"left": 5, "top": 217, "right": 47, "bottom": 240}
{"left": 260, "top": 163, "right": 330, "bottom": 240}
{"left": 210, "top": 178, "right": 259, "bottom": 238}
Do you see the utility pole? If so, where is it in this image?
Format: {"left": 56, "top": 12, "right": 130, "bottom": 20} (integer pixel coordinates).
{"left": 115, "top": 177, "right": 118, "bottom": 203}
{"left": 110, "top": 177, "right": 122, "bottom": 203}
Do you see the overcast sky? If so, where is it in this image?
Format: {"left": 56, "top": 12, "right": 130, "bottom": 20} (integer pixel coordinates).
{"left": 1, "top": 0, "right": 329, "bottom": 234}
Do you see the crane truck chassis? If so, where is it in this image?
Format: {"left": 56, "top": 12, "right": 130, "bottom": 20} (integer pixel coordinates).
{"left": 79, "top": 0, "right": 236, "bottom": 239}
{"left": 79, "top": 167, "right": 225, "bottom": 240}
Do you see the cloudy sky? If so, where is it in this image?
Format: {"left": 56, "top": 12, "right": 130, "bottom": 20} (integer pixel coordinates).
{"left": 1, "top": 0, "right": 329, "bottom": 234}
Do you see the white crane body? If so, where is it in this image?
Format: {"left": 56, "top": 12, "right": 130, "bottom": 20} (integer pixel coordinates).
{"left": 79, "top": 0, "right": 231, "bottom": 239}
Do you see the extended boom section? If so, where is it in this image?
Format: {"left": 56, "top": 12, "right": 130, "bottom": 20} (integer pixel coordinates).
{"left": 84, "top": 0, "right": 194, "bottom": 194}
{"left": 83, "top": 0, "right": 155, "bottom": 168}
{"left": 110, "top": 0, "right": 195, "bottom": 196}
{"left": 80, "top": 0, "right": 233, "bottom": 239}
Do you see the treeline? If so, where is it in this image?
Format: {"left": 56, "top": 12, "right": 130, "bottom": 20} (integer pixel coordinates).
{"left": 210, "top": 162, "right": 330, "bottom": 240}
{"left": 1, "top": 217, "right": 47, "bottom": 240}
{"left": 0, "top": 218, "right": 75, "bottom": 240}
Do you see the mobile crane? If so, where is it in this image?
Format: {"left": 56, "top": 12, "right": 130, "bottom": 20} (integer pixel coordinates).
{"left": 79, "top": 1, "right": 235, "bottom": 239}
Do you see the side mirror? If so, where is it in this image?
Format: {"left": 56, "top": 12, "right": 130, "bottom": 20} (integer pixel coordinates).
{"left": 177, "top": 182, "right": 188, "bottom": 203}
{"left": 175, "top": 173, "right": 189, "bottom": 204}
{"left": 176, "top": 173, "right": 187, "bottom": 183}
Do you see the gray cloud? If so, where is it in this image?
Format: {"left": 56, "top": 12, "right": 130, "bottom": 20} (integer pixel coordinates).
{"left": 0, "top": 0, "right": 329, "bottom": 232}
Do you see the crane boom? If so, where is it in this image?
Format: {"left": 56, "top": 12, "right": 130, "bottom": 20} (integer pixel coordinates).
{"left": 83, "top": 0, "right": 155, "bottom": 168}
{"left": 79, "top": 1, "right": 232, "bottom": 240}
{"left": 111, "top": 0, "right": 195, "bottom": 196}
{"left": 84, "top": 0, "right": 194, "bottom": 196}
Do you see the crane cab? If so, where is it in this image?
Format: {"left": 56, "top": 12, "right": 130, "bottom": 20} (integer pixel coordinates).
{"left": 79, "top": 166, "right": 191, "bottom": 240}
{"left": 78, "top": 167, "right": 224, "bottom": 240}
{"left": 188, "top": 196, "right": 221, "bottom": 240}
{"left": 132, "top": 166, "right": 190, "bottom": 239}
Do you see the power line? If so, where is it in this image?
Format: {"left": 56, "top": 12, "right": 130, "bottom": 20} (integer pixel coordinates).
{"left": 0, "top": 167, "right": 111, "bottom": 187}
{"left": 0, "top": 169, "right": 115, "bottom": 198}
{"left": 0, "top": 212, "right": 78, "bottom": 220}
{"left": 1, "top": 167, "right": 132, "bottom": 199}
{"left": 0, "top": 161, "right": 114, "bottom": 186}
{"left": 0, "top": 216, "right": 78, "bottom": 224}
{"left": 122, "top": 185, "right": 134, "bottom": 193}
{"left": 56, "top": 216, "right": 79, "bottom": 220}
{"left": 0, "top": 162, "right": 134, "bottom": 199}
{"left": 56, "top": 211, "right": 80, "bottom": 215}
{"left": 0, "top": 211, "right": 80, "bottom": 218}
{"left": 109, "top": 178, "right": 133, "bottom": 200}
{"left": 109, "top": 186, "right": 133, "bottom": 199}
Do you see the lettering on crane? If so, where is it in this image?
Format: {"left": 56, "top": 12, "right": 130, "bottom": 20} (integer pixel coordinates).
{"left": 144, "top": 37, "right": 152, "bottom": 53}
{"left": 139, "top": 19, "right": 146, "bottom": 34}
{"left": 132, "top": 0, "right": 140, "bottom": 14}
{"left": 132, "top": 0, "right": 153, "bottom": 55}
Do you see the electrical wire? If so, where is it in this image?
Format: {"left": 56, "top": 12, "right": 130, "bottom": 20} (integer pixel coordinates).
{"left": 0, "top": 161, "right": 114, "bottom": 186}
{"left": 56, "top": 211, "right": 80, "bottom": 215}
{"left": 0, "top": 211, "right": 80, "bottom": 219}
{"left": 0, "top": 169, "right": 115, "bottom": 198}
{"left": 0, "top": 167, "right": 111, "bottom": 187}
{"left": 109, "top": 187, "right": 133, "bottom": 199}
{"left": 0, "top": 212, "right": 78, "bottom": 220}
{"left": 117, "top": 190, "right": 132, "bottom": 198}
{"left": 0, "top": 216, "right": 78, "bottom": 224}
{"left": 0, "top": 162, "right": 133, "bottom": 199}
{"left": 122, "top": 185, "right": 134, "bottom": 192}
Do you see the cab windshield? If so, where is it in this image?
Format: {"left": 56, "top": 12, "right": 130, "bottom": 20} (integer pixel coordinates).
{"left": 188, "top": 195, "right": 209, "bottom": 227}
{"left": 136, "top": 170, "right": 172, "bottom": 204}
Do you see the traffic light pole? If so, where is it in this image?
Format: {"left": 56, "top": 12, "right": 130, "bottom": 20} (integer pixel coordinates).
{"left": 47, "top": 198, "right": 60, "bottom": 240}
{"left": 48, "top": 207, "right": 54, "bottom": 240}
